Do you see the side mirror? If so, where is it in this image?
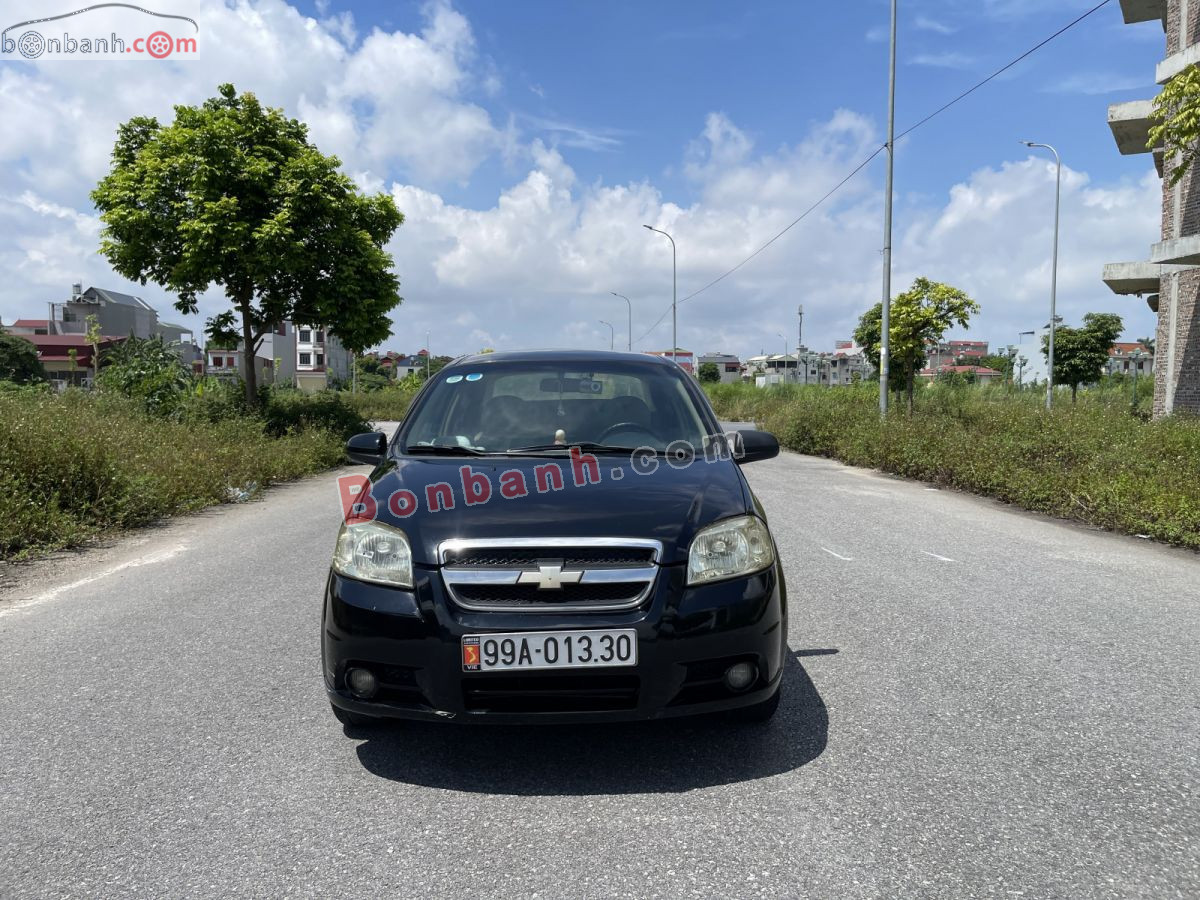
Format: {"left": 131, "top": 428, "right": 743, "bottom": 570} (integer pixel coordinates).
{"left": 346, "top": 431, "right": 387, "bottom": 465}
{"left": 734, "top": 429, "right": 779, "bottom": 464}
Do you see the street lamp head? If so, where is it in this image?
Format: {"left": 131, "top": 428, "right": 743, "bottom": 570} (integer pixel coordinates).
{"left": 642, "top": 224, "right": 653, "bottom": 231}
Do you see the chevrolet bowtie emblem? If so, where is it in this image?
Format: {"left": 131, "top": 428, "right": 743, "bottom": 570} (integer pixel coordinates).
{"left": 517, "top": 561, "right": 584, "bottom": 590}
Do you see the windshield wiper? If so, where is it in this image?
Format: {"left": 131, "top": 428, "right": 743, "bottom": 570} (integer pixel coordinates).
{"left": 506, "top": 442, "right": 645, "bottom": 455}
{"left": 404, "top": 444, "right": 489, "bottom": 456}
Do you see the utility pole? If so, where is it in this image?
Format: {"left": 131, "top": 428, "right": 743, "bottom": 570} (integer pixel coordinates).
{"left": 880, "top": 0, "right": 897, "bottom": 417}
{"left": 1022, "top": 141, "right": 1061, "bottom": 410}
{"left": 425, "top": 330, "right": 430, "bottom": 380}
{"left": 798, "top": 305, "right": 806, "bottom": 385}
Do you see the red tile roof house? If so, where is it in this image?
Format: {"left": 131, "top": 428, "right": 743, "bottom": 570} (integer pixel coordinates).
{"left": 1106, "top": 342, "right": 1154, "bottom": 376}
{"left": 7, "top": 319, "right": 51, "bottom": 335}
{"left": 15, "top": 333, "right": 129, "bottom": 387}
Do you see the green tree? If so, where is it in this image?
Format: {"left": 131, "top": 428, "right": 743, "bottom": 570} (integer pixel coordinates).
{"left": 0, "top": 334, "right": 48, "bottom": 384}
{"left": 1137, "top": 335, "right": 1156, "bottom": 355}
{"left": 1148, "top": 65, "right": 1200, "bottom": 185}
{"left": 357, "top": 355, "right": 385, "bottom": 377}
{"left": 697, "top": 362, "right": 721, "bottom": 383}
{"left": 92, "top": 83, "right": 404, "bottom": 407}
{"left": 85, "top": 314, "right": 104, "bottom": 387}
{"left": 854, "top": 277, "right": 980, "bottom": 412}
{"left": 1042, "top": 313, "right": 1124, "bottom": 404}
{"left": 419, "top": 355, "right": 453, "bottom": 382}
{"left": 978, "top": 353, "right": 1010, "bottom": 373}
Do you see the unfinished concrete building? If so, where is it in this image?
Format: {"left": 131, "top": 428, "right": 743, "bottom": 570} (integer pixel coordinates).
{"left": 1106, "top": 0, "right": 1200, "bottom": 415}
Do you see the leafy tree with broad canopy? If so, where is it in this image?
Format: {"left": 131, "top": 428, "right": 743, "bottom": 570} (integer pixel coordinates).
{"left": 1041, "top": 313, "right": 1124, "bottom": 404}
{"left": 697, "top": 362, "right": 721, "bottom": 383}
{"left": 92, "top": 84, "right": 404, "bottom": 406}
{"left": 0, "top": 334, "right": 48, "bottom": 384}
{"left": 854, "top": 277, "right": 980, "bottom": 412}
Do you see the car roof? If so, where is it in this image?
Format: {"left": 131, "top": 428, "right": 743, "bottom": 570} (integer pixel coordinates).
{"left": 446, "top": 349, "right": 676, "bottom": 368}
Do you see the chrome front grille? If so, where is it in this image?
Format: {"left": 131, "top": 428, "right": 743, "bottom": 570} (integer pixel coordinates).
{"left": 439, "top": 538, "right": 662, "bottom": 613}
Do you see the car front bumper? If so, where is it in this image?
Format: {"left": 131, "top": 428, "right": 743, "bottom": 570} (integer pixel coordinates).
{"left": 322, "top": 562, "right": 787, "bottom": 724}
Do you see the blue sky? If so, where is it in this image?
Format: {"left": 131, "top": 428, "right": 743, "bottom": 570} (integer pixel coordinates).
{"left": 324, "top": 0, "right": 1158, "bottom": 204}
{"left": 0, "top": 0, "right": 1167, "bottom": 369}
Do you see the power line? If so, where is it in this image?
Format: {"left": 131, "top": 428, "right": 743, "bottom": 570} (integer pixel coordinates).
{"left": 894, "top": 0, "right": 1112, "bottom": 142}
{"left": 632, "top": 148, "right": 884, "bottom": 347}
{"left": 633, "top": 0, "right": 1113, "bottom": 347}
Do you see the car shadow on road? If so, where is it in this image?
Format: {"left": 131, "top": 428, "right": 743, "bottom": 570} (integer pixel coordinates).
{"left": 352, "top": 650, "right": 830, "bottom": 795}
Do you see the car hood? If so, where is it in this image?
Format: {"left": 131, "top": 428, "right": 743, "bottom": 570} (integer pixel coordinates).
{"left": 361, "top": 454, "right": 751, "bottom": 566}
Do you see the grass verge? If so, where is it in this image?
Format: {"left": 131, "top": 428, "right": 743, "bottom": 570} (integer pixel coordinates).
{"left": 0, "top": 388, "right": 362, "bottom": 560}
{"left": 706, "top": 382, "right": 1200, "bottom": 550}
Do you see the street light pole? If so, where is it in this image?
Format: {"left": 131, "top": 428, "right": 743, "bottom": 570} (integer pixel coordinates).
{"left": 1022, "top": 141, "right": 1061, "bottom": 410}
{"left": 610, "top": 292, "right": 633, "bottom": 350}
{"left": 880, "top": 0, "right": 898, "bottom": 417}
{"left": 425, "top": 330, "right": 430, "bottom": 380}
{"left": 1017, "top": 330, "right": 1035, "bottom": 388}
{"left": 599, "top": 320, "right": 614, "bottom": 351}
{"left": 643, "top": 225, "right": 677, "bottom": 363}
{"left": 777, "top": 332, "right": 788, "bottom": 383}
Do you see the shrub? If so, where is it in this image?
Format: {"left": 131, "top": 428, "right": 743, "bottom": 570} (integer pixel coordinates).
{"left": 339, "top": 385, "right": 418, "bottom": 421}
{"left": 96, "top": 335, "right": 191, "bottom": 416}
{"left": 261, "top": 388, "right": 371, "bottom": 440}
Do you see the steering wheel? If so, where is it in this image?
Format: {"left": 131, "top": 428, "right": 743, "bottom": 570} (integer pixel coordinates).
{"left": 597, "top": 421, "right": 665, "bottom": 443}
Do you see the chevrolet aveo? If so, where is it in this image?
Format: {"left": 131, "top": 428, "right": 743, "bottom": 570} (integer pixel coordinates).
{"left": 322, "top": 350, "right": 787, "bottom": 727}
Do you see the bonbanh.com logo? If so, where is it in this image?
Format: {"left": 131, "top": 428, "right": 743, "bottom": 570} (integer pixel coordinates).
{"left": 1, "top": 2, "right": 199, "bottom": 60}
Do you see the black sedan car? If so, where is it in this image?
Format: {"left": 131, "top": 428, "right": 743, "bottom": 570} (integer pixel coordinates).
{"left": 323, "top": 350, "right": 787, "bottom": 726}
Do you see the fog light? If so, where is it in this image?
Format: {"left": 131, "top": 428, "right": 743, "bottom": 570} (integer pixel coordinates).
{"left": 346, "top": 667, "right": 378, "bottom": 699}
{"left": 724, "top": 662, "right": 757, "bottom": 692}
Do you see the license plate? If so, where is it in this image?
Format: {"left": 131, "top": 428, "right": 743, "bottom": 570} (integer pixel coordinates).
{"left": 461, "top": 629, "right": 637, "bottom": 672}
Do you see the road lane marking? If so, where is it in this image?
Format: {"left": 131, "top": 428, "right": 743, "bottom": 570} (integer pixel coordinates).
{"left": 0, "top": 544, "right": 188, "bottom": 618}
{"left": 921, "top": 551, "right": 955, "bottom": 562}
{"left": 821, "top": 548, "right": 853, "bottom": 561}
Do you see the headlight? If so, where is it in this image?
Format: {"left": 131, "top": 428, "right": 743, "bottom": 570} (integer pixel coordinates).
{"left": 687, "top": 515, "right": 775, "bottom": 585}
{"left": 332, "top": 520, "right": 413, "bottom": 588}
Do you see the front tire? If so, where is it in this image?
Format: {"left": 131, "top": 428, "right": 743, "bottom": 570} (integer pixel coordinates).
{"left": 330, "top": 702, "right": 381, "bottom": 729}
{"left": 729, "top": 685, "right": 781, "bottom": 724}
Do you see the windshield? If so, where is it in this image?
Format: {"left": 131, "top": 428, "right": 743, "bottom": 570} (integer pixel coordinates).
{"left": 401, "top": 360, "right": 713, "bottom": 453}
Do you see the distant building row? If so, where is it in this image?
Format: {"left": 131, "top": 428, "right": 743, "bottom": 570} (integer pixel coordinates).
{"left": 647, "top": 337, "right": 1155, "bottom": 388}
{"left": 5, "top": 283, "right": 352, "bottom": 391}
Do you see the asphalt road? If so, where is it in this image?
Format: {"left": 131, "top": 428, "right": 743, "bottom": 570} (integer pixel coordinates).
{"left": 2, "top": 443, "right": 1198, "bottom": 898}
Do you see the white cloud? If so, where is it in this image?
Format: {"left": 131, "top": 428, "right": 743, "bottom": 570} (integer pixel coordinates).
{"left": 911, "top": 51, "right": 975, "bottom": 69}
{"left": 522, "top": 116, "right": 625, "bottom": 152}
{"left": 0, "top": 0, "right": 502, "bottom": 331}
{"left": 915, "top": 15, "right": 956, "bottom": 35}
{"left": 381, "top": 119, "right": 1158, "bottom": 364}
{"left": 1045, "top": 72, "right": 1148, "bottom": 95}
